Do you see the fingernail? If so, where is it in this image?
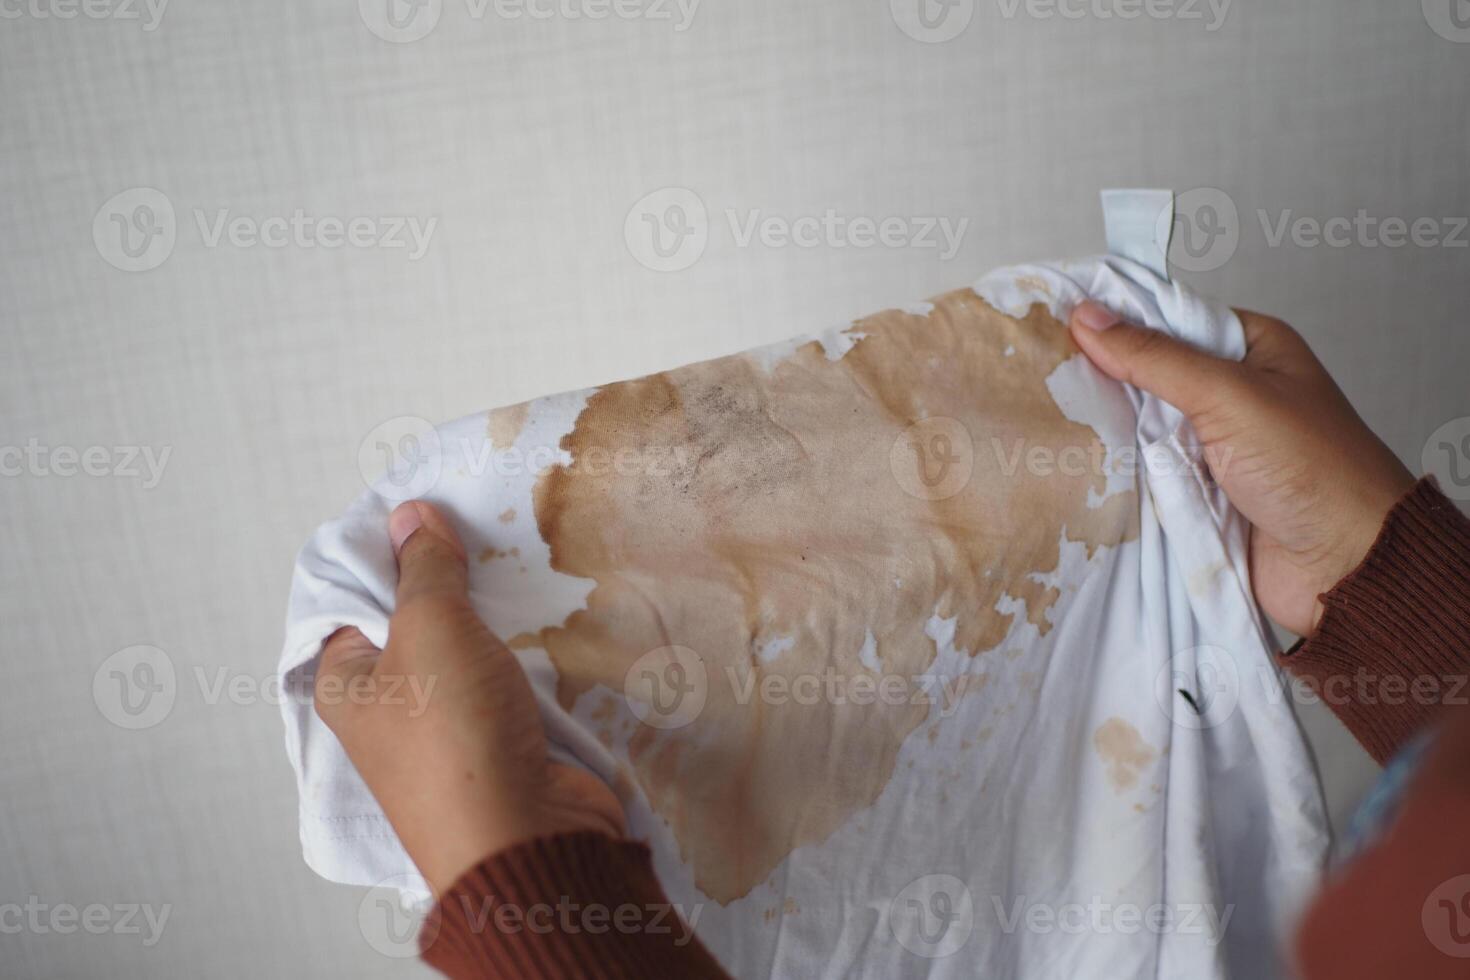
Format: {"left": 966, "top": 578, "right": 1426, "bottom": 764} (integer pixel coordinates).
{"left": 1073, "top": 300, "right": 1120, "bottom": 332}
{"left": 389, "top": 502, "right": 424, "bottom": 555}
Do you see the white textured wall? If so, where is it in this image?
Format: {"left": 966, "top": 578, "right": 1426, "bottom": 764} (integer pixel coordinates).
{"left": 2, "top": 1, "right": 1467, "bottom": 975}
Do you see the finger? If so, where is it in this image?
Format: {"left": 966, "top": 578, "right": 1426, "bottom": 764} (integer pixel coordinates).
{"left": 1232, "top": 308, "right": 1317, "bottom": 373}
{"left": 1068, "top": 299, "right": 1245, "bottom": 419}
{"left": 314, "top": 626, "right": 380, "bottom": 724}
{"left": 390, "top": 500, "right": 469, "bottom": 607}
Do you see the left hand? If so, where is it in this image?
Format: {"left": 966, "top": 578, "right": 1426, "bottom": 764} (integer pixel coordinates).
{"left": 313, "top": 500, "right": 625, "bottom": 895}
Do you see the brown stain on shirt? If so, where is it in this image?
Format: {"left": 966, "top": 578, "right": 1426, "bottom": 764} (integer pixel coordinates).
{"left": 519, "top": 289, "right": 1138, "bottom": 903}
{"left": 1093, "top": 718, "right": 1157, "bottom": 792}
{"left": 487, "top": 403, "right": 529, "bottom": 448}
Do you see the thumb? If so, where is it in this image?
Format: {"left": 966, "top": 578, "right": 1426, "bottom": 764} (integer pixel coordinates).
{"left": 1068, "top": 299, "right": 1244, "bottom": 419}
{"left": 389, "top": 500, "right": 469, "bottom": 607}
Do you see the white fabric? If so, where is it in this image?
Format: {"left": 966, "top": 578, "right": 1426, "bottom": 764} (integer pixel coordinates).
{"left": 280, "top": 256, "right": 1327, "bottom": 978}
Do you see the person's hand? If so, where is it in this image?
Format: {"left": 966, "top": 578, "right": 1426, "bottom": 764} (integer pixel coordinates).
{"left": 313, "top": 500, "right": 624, "bottom": 895}
{"left": 1068, "top": 300, "right": 1416, "bottom": 637}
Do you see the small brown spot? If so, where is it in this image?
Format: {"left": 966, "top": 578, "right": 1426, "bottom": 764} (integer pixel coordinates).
{"left": 1015, "top": 275, "right": 1052, "bottom": 297}
{"left": 487, "top": 403, "right": 530, "bottom": 448}
{"left": 1187, "top": 558, "right": 1229, "bottom": 599}
{"left": 1093, "top": 718, "right": 1157, "bottom": 792}
{"left": 499, "top": 508, "right": 517, "bottom": 523}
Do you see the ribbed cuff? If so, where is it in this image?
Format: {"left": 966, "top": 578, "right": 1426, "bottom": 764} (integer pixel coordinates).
{"left": 420, "top": 832, "right": 730, "bottom": 980}
{"left": 1280, "top": 477, "right": 1470, "bottom": 765}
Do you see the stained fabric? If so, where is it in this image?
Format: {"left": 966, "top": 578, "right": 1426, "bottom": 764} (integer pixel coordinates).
{"left": 280, "top": 256, "right": 1327, "bottom": 978}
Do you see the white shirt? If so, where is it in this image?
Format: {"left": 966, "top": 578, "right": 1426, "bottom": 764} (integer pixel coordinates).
{"left": 280, "top": 254, "right": 1327, "bottom": 978}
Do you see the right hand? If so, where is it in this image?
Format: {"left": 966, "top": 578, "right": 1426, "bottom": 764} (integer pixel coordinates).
{"left": 1068, "top": 300, "right": 1416, "bottom": 637}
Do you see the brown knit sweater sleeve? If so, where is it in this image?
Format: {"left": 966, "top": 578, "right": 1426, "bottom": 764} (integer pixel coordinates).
{"left": 419, "top": 831, "right": 733, "bottom": 980}
{"left": 1279, "top": 477, "right": 1470, "bottom": 764}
